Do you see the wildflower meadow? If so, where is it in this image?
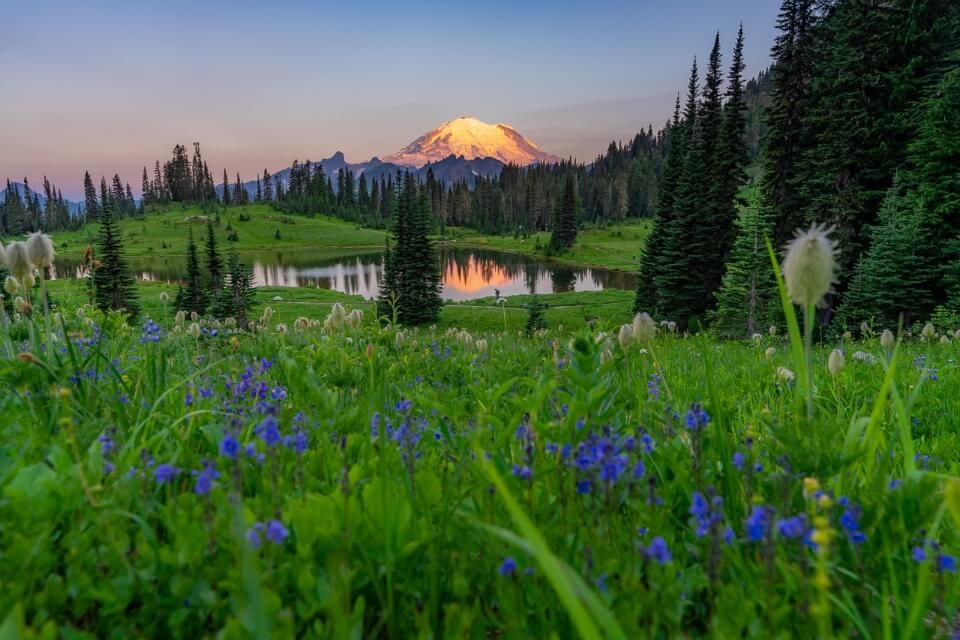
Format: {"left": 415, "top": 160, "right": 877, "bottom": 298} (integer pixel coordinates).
{"left": 2, "top": 227, "right": 960, "bottom": 639}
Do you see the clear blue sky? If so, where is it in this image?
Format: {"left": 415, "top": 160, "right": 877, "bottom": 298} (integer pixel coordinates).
{"left": 2, "top": 0, "right": 779, "bottom": 199}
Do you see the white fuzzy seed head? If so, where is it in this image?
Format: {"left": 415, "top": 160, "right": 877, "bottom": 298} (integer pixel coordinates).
{"left": 769, "top": 325, "right": 778, "bottom": 337}
{"left": 618, "top": 324, "right": 634, "bottom": 349}
{"left": 5, "top": 242, "right": 32, "bottom": 280}
{"left": 922, "top": 322, "right": 936, "bottom": 340}
{"left": 782, "top": 224, "right": 838, "bottom": 308}
{"left": 160, "top": 292, "right": 169, "bottom": 302}
{"left": 189, "top": 322, "right": 201, "bottom": 338}
{"left": 776, "top": 366, "right": 796, "bottom": 381}
{"left": 3, "top": 276, "right": 19, "bottom": 296}
{"left": 765, "top": 346, "right": 776, "bottom": 359}
{"left": 25, "top": 231, "right": 55, "bottom": 268}
{"left": 880, "top": 330, "right": 895, "bottom": 349}
{"left": 476, "top": 338, "right": 488, "bottom": 353}
{"left": 631, "top": 312, "right": 657, "bottom": 343}
{"left": 828, "top": 349, "right": 845, "bottom": 376}
{"left": 22, "top": 272, "right": 35, "bottom": 289}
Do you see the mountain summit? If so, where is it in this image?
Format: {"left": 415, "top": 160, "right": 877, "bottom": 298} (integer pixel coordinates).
{"left": 383, "top": 116, "right": 560, "bottom": 167}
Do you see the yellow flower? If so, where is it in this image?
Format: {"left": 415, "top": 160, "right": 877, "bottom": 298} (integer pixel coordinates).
{"left": 803, "top": 477, "right": 820, "bottom": 496}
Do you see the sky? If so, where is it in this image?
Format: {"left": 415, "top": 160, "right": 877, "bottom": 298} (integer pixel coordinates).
{"left": 1, "top": 0, "right": 780, "bottom": 200}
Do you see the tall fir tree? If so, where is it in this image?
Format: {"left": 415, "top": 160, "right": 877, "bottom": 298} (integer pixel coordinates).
{"left": 177, "top": 229, "right": 207, "bottom": 315}
{"left": 204, "top": 218, "right": 224, "bottom": 293}
{"left": 83, "top": 171, "right": 99, "bottom": 220}
{"left": 212, "top": 249, "right": 256, "bottom": 327}
{"left": 549, "top": 174, "right": 578, "bottom": 250}
{"left": 376, "top": 174, "right": 442, "bottom": 325}
{"left": 635, "top": 94, "right": 682, "bottom": 313}
{"left": 92, "top": 200, "right": 140, "bottom": 320}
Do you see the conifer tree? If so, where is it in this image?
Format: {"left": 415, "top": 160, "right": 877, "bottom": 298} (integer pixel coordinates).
{"left": 204, "top": 217, "right": 224, "bottom": 293}
{"left": 92, "top": 200, "right": 140, "bottom": 320}
{"left": 524, "top": 297, "right": 548, "bottom": 336}
{"left": 263, "top": 169, "right": 273, "bottom": 201}
{"left": 222, "top": 170, "right": 232, "bottom": 206}
{"left": 212, "top": 249, "right": 256, "bottom": 327}
{"left": 711, "top": 202, "right": 779, "bottom": 337}
{"left": 635, "top": 95, "right": 682, "bottom": 313}
{"left": 177, "top": 229, "right": 207, "bottom": 315}
{"left": 83, "top": 171, "right": 99, "bottom": 220}
{"left": 549, "top": 174, "right": 578, "bottom": 250}
{"left": 376, "top": 174, "right": 442, "bottom": 325}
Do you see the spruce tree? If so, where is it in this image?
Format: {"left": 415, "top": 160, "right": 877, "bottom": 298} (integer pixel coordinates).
{"left": 636, "top": 95, "right": 683, "bottom": 313}
{"left": 83, "top": 171, "right": 99, "bottom": 220}
{"left": 205, "top": 217, "right": 224, "bottom": 293}
{"left": 92, "top": 201, "right": 140, "bottom": 320}
{"left": 376, "top": 174, "right": 442, "bottom": 325}
{"left": 178, "top": 229, "right": 207, "bottom": 315}
{"left": 212, "top": 249, "right": 256, "bottom": 327}
{"left": 549, "top": 174, "right": 577, "bottom": 251}
{"left": 655, "top": 58, "right": 704, "bottom": 327}
{"left": 711, "top": 202, "right": 780, "bottom": 337}
{"left": 524, "top": 297, "right": 548, "bottom": 336}
{"left": 222, "top": 170, "right": 232, "bottom": 206}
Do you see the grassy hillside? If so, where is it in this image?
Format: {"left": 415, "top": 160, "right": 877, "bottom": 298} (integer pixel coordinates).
{"left": 24, "top": 204, "right": 386, "bottom": 261}
{"left": 444, "top": 220, "right": 651, "bottom": 272}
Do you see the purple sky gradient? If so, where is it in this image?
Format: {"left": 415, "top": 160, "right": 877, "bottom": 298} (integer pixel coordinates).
{"left": 1, "top": 0, "right": 779, "bottom": 199}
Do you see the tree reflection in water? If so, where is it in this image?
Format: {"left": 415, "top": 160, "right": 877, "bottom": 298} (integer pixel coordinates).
{"left": 51, "top": 247, "right": 635, "bottom": 301}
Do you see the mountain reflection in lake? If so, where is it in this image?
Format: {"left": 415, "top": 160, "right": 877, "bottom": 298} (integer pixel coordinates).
{"left": 52, "top": 248, "right": 635, "bottom": 301}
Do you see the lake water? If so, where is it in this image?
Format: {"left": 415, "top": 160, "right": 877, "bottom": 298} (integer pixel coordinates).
{"left": 52, "top": 248, "right": 635, "bottom": 301}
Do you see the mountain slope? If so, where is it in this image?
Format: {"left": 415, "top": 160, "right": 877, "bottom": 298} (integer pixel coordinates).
{"left": 383, "top": 116, "right": 560, "bottom": 167}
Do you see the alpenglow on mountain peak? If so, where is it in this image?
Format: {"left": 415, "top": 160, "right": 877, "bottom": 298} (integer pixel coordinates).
{"left": 383, "top": 116, "right": 560, "bottom": 168}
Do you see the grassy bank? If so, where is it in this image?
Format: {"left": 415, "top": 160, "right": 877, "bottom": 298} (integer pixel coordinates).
{"left": 442, "top": 220, "right": 651, "bottom": 272}
{"left": 44, "top": 280, "right": 635, "bottom": 335}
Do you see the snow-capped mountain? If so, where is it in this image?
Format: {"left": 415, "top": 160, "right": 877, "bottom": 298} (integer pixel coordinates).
{"left": 383, "top": 116, "right": 560, "bottom": 167}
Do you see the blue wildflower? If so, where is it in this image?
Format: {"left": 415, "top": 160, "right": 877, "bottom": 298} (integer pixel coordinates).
{"left": 745, "top": 505, "right": 772, "bottom": 543}
{"left": 265, "top": 519, "right": 289, "bottom": 544}
{"left": 732, "top": 452, "right": 745, "bottom": 470}
{"left": 257, "top": 416, "right": 281, "bottom": 447}
{"left": 220, "top": 434, "right": 240, "bottom": 459}
{"left": 154, "top": 464, "right": 178, "bottom": 484}
{"left": 939, "top": 554, "right": 957, "bottom": 573}
{"left": 576, "top": 480, "right": 592, "bottom": 494}
{"left": 498, "top": 557, "right": 517, "bottom": 577}
{"left": 776, "top": 515, "right": 807, "bottom": 540}
{"left": 684, "top": 403, "right": 710, "bottom": 431}
{"left": 293, "top": 430, "right": 308, "bottom": 454}
{"left": 194, "top": 463, "right": 219, "bottom": 496}
{"left": 645, "top": 536, "right": 671, "bottom": 565}
{"left": 633, "top": 460, "right": 645, "bottom": 480}
{"left": 912, "top": 546, "right": 927, "bottom": 562}
{"left": 512, "top": 465, "right": 533, "bottom": 481}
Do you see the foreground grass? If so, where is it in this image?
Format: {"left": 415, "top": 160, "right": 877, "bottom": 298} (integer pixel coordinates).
{"left": 29, "top": 204, "right": 386, "bottom": 261}
{"left": 444, "top": 220, "right": 651, "bottom": 272}
{"left": 2, "top": 286, "right": 960, "bottom": 637}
